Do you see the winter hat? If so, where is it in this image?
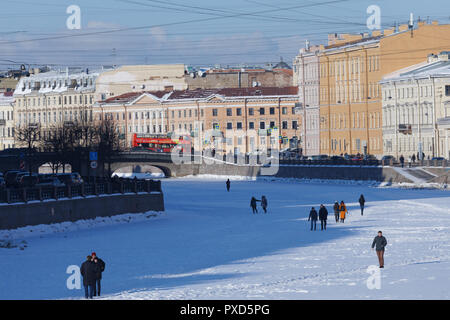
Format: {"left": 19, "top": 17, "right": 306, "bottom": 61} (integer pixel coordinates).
{"left": 91, "top": 252, "right": 96, "bottom": 257}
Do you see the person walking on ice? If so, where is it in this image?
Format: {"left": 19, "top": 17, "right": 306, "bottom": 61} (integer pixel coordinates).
{"left": 319, "top": 204, "right": 328, "bottom": 230}
{"left": 333, "top": 201, "right": 340, "bottom": 223}
{"left": 250, "top": 197, "right": 259, "bottom": 214}
{"left": 372, "top": 231, "right": 387, "bottom": 268}
{"left": 359, "top": 194, "right": 366, "bottom": 216}
{"left": 261, "top": 196, "right": 268, "bottom": 213}
{"left": 226, "top": 179, "right": 230, "bottom": 192}
{"left": 339, "top": 201, "right": 347, "bottom": 223}
{"left": 308, "top": 207, "right": 318, "bottom": 231}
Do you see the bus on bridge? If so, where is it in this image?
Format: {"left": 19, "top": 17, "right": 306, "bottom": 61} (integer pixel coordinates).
{"left": 132, "top": 134, "right": 191, "bottom": 153}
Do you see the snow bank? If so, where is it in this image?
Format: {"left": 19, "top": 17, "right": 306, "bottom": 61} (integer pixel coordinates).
{"left": 0, "top": 211, "right": 161, "bottom": 241}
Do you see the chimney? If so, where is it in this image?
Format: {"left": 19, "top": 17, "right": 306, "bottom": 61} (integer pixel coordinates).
{"left": 438, "top": 51, "right": 450, "bottom": 61}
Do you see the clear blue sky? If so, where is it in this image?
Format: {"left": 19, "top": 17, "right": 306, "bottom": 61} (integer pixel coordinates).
{"left": 1, "top": 0, "right": 450, "bottom": 69}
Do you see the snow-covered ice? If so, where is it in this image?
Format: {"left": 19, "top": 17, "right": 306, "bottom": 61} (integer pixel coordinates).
{"left": 0, "top": 176, "right": 449, "bottom": 299}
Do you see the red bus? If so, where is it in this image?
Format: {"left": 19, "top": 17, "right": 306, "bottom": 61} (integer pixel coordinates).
{"left": 132, "top": 134, "right": 191, "bottom": 153}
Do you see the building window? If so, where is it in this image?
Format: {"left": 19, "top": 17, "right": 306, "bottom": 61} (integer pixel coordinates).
{"left": 226, "top": 108, "right": 232, "bottom": 116}
{"left": 249, "top": 122, "right": 254, "bottom": 129}
{"left": 269, "top": 107, "right": 275, "bottom": 115}
{"left": 292, "top": 121, "right": 298, "bottom": 130}
{"left": 237, "top": 122, "right": 242, "bottom": 130}
{"left": 236, "top": 108, "right": 242, "bottom": 116}
{"left": 260, "top": 122, "right": 265, "bottom": 129}
{"left": 282, "top": 107, "right": 287, "bottom": 115}
{"left": 270, "top": 121, "right": 275, "bottom": 128}
{"left": 446, "top": 85, "right": 450, "bottom": 97}
{"left": 259, "top": 107, "right": 265, "bottom": 115}
{"left": 227, "top": 122, "right": 233, "bottom": 130}
{"left": 282, "top": 121, "right": 288, "bottom": 129}
{"left": 212, "top": 109, "right": 218, "bottom": 117}
{"left": 248, "top": 108, "right": 254, "bottom": 116}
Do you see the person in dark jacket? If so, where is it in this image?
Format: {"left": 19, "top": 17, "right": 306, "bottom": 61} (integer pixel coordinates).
{"left": 318, "top": 204, "right": 328, "bottom": 230}
{"left": 359, "top": 194, "right": 366, "bottom": 216}
{"left": 333, "top": 201, "right": 339, "bottom": 223}
{"left": 80, "top": 255, "right": 99, "bottom": 299}
{"left": 399, "top": 154, "right": 405, "bottom": 168}
{"left": 371, "top": 231, "right": 387, "bottom": 268}
{"left": 250, "top": 197, "right": 259, "bottom": 214}
{"left": 91, "top": 252, "right": 105, "bottom": 297}
{"left": 308, "top": 207, "right": 318, "bottom": 231}
{"left": 226, "top": 179, "right": 230, "bottom": 192}
{"left": 261, "top": 196, "right": 268, "bottom": 213}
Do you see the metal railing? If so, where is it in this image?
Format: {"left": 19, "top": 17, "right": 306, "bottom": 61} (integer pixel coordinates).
{"left": 0, "top": 178, "right": 162, "bottom": 204}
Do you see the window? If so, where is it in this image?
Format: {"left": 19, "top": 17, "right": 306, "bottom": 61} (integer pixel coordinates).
{"left": 212, "top": 109, "right": 218, "bottom": 116}
{"left": 260, "top": 122, "right": 265, "bottom": 129}
{"left": 292, "top": 121, "right": 298, "bottom": 130}
{"left": 270, "top": 121, "right": 275, "bottom": 128}
{"left": 282, "top": 107, "right": 287, "bottom": 115}
{"left": 226, "top": 108, "right": 232, "bottom": 116}
{"left": 236, "top": 122, "right": 242, "bottom": 130}
{"left": 227, "top": 122, "right": 233, "bottom": 130}
{"left": 259, "top": 107, "right": 265, "bottom": 115}
{"left": 236, "top": 108, "right": 242, "bottom": 116}
{"left": 249, "top": 122, "right": 254, "bottom": 129}
{"left": 446, "top": 85, "right": 450, "bottom": 97}
{"left": 282, "top": 121, "right": 288, "bottom": 129}
{"left": 248, "top": 108, "right": 254, "bottom": 116}
{"left": 269, "top": 107, "right": 275, "bottom": 115}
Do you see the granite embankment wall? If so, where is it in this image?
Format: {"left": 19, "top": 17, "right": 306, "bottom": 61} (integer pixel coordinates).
{"left": 0, "top": 193, "right": 164, "bottom": 230}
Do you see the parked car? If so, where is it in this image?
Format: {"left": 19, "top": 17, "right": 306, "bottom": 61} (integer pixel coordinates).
{"left": 330, "top": 155, "right": 345, "bottom": 163}
{"left": 56, "top": 172, "right": 83, "bottom": 186}
{"left": 4, "top": 170, "right": 28, "bottom": 187}
{"left": 381, "top": 155, "right": 396, "bottom": 164}
{"left": 17, "top": 174, "right": 39, "bottom": 188}
{"left": 310, "top": 155, "right": 329, "bottom": 161}
{"left": 363, "top": 154, "right": 378, "bottom": 161}
{"left": 36, "top": 176, "right": 66, "bottom": 187}
{"left": 431, "top": 157, "right": 445, "bottom": 161}
{"left": 0, "top": 177, "right": 5, "bottom": 188}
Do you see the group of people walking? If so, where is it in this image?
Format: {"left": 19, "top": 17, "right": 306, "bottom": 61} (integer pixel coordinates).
{"left": 308, "top": 204, "right": 329, "bottom": 231}
{"left": 80, "top": 252, "right": 106, "bottom": 299}
{"left": 250, "top": 196, "right": 268, "bottom": 213}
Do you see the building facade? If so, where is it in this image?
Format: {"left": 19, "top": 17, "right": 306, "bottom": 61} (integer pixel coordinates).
{"left": 95, "top": 87, "right": 300, "bottom": 155}
{"left": 13, "top": 68, "right": 101, "bottom": 137}
{"left": 381, "top": 52, "right": 450, "bottom": 159}
{"left": 0, "top": 92, "right": 15, "bottom": 150}
{"left": 318, "top": 20, "right": 450, "bottom": 157}
{"left": 293, "top": 44, "right": 320, "bottom": 155}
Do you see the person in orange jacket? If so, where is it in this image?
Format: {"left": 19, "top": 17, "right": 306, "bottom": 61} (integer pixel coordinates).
{"left": 339, "top": 200, "right": 347, "bottom": 223}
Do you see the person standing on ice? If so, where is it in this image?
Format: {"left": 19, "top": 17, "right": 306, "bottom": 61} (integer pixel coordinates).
{"left": 333, "top": 201, "right": 340, "bottom": 223}
{"left": 318, "top": 204, "right": 328, "bottom": 230}
{"left": 250, "top": 197, "right": 259, "bottom": 214}
{"left": 372, "top": 231, "right": 387, "bottom": 268}
{"left": 226, "top": 179, "right": 231, "bottom": 192}
{"left": 339, "top": 201, "right": 347, "bottom": 223}
{"left": 80, "top": 255, "right": 98, "bottom": 299}
{"left": 400, "top": 155, "right": 405, "bottom": 168}
{"left": 261, "top": 196, "right": 268, "bottom": 213}
{"left": 308, "top": 207, "right": 318, "bottom": 231}
{"left": 91, "top": 252, "right": 105, "bottom": 297}
{"left": 359, "top": 194, "right": 366, "bottom": 216}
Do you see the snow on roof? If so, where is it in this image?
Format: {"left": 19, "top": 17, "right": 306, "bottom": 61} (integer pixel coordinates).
{"left": 13, "top": 67, "right": 108, "bottom": 96}
{"left": 381, "top": 59, "right": 450, "bottom": 83}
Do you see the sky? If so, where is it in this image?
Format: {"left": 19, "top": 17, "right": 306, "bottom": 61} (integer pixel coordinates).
{"left": 1, "top": 0, "right": 450, "bottom": 69}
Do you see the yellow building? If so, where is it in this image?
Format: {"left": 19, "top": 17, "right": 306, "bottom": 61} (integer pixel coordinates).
{"left": 319, "top": 21, "right": 450, "bottom": 157}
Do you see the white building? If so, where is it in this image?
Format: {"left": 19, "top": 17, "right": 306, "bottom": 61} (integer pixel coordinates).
{"left": 13, "top": 67, "right": 111, "bottom": 133}
{"left": 0, "top": 92, "right": 15, "bottom": 150}
{"left": 293, "top": 43, "right": 320, "bottom": 156}
{"left": 381, "top": 51, "right": 450, "bottom": 160}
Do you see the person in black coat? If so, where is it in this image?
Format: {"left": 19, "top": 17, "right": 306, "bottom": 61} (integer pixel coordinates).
{"left": 91, "top": 252, "right": 106, "bottom": 297}
{"left": 250, "top": 197, "right": 259, "bottom": 214}
{"left": 261, "top": 196, "right": 268, "bottom": 213}
{"left": 308, "top": 207, "right": 318, "bottom": 231}
{"left": 359, "top": 194, "right": 366, "bottom": 216}
{"left": 226, "top": 179, "right": 230, "bottom": 192}
{"left": 371, "top": 231, "right": 388, "bottom": 268}
{"left": 318, "top": 204, "right": 328, "bottom": 230}
{"left": 80, "top": 255, "right": 99, "bottom": 299}
{"left": 333, "top": 201, "right": 339, "bottom": 223}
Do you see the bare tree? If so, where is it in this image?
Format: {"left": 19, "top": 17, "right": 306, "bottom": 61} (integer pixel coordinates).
{"left": 96, "top": 116, "right": 123, "bottom": 177}
{"left": 14, "top": 124, "right": 41, "bottom": 176}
